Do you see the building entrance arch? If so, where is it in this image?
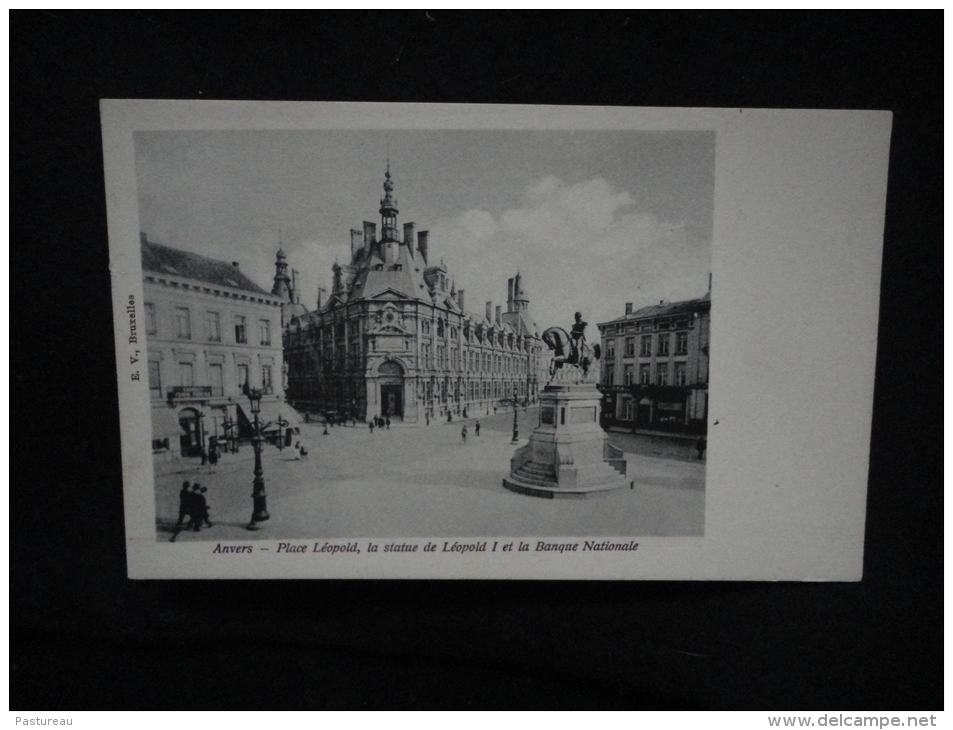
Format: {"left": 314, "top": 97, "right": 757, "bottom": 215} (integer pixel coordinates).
{"left": 377, "top": 361, "right": 405, "bottom": 420}
{"left": 178, "top": 407, "right": 205, "bottom": 457}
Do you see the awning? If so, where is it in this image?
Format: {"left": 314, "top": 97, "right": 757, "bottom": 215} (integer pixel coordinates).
{"left": 151, "top": 407, "right": 185, "bottom": 441}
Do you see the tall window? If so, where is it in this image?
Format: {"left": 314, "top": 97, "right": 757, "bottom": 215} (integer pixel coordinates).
{"left": 605, "top": 364, "right": 615, "bottom": 385}
{"left": 237, "top": 363, "right": 249, "bottom": 391}
{"left": 675, "top": 331, "right": 689, "bottom": 355}
{"left": 175, "top": 307, "right": 191, "bottom": 340}
{"left": 262, "top": 365, "right": 273, "bottom": 394}
{"left": 259, "top": 319, "right": 271, "bottom": 346}
{"left": 178, "top": 361, "right": 194, "bottom": 387}
{"left": 656, "top": 362, "right": 669, "bottom": 386}
{"left": 623, "top": 397, "right": 634, "bottom": 421}
{"left": 639, "top": 364, "right": 651, "bottom": 384}
{"left": 674, "top": 362, "right": 687, "bottom": 386}
{"left": 209, "top": 363, "right": 224, "bottom": 395}
{"left": 624, "top": 338, "right": 635, "bottom": 358}
{"left": 234, "top": 315, "right": 247, "bottom": 344}
{"left": 640, "top": 335, "right": 652, "bottom": 357}
{"left": 657, "top": 333, "right": 670, "bottom": 356}
{"left": 148, "top": 360, "right": 161, "bottom": 394}
{"left": 624, "top": 364, "right": 635, "bottom": 385}
{"left": 145, "top": 302, "right": 157, "bottom": 335}
{"left": 206, "top": 311, "right": 221, "bottom": 342}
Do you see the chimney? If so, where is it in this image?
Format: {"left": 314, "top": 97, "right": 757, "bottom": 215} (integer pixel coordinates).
{"left": 350, "top": 229, "right": 363, "bottom": 258}
{"left": 363, "top": 221, "right": 376, "bottom": 249}
{"left": 458, "top": 289, "right": 465, "bottom": 311}
{"left": 417, "top": 231, "right": 429, "bottom": 264}
{"left": 486, "top": 301, "right": 493, "bottom": 323}
{"left": 507, "top": 277, "right": 514, "bottom": 303}
{"left": 625, "top": 302, "right": 633, "bottom": 315}
{"left": 495, "top": 305, "right": 502, "bottom": 325}
{"left": 403, "top": 222, "right": 415, "bottom": 246}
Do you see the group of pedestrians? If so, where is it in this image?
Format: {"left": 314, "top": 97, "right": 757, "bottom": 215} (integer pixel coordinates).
{"left": 368, "top": 415, "right": 390, "bottom": 433}
{"left": 172, "top": 481, "right": 212, "bottom": 540}
{"left": 461, "top": 419, "right": 480, "bottom": 443}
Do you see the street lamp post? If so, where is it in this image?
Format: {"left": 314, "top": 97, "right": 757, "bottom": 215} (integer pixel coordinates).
{"left": 247, "top": 388, "right": 270, "bottom": 530}
{"left": 511, "top": 386, "right": 519, "bottom": 444}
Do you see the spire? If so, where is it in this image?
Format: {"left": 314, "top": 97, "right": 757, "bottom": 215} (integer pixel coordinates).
{"left": 272, "top": 246, "right": 291, "bottom": 301}
{"left": 379, "top": 160, "right": 399, "bottom": 242}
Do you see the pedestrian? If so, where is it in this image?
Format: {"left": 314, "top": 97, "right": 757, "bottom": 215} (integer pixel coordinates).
{"left": 695, "top": 437, "right": 707, "bottom": 461}
{"left": 385, "top": 417, "right": 390, "bottom": 429}
{"left": 208, "top": 442, "right": 218, "bottom": 469}
{"left": 304, "top": 412, "right": 310, "bottom": 424}
{"left": 299, "top": 443, "right": 308, "bottom": 458}
{"left": 447, "top": 412, "right": 452, "bottom": 423}
{"left": 461, "top": 425, "right": 467, "bottom": 443}
{"left": 425, "top": 412, "right": 430, "bottom": 426}
{"left": 193, "top": 486, "right": 212, "bottom": 529}
{"left": 176, "top": 481, "right": 192, "bottom": 528}
{"left": 493, "top": 406, "right": 497, "bottom": 414}
{"left": 369, "top": 420, "right": 374, "bottom": 434}
{"left": 189, "top": 484, "right": 204, "bottom": 531}
{"left": 463, "top": 407, "right": 468, "bottom": 418}
{"left": 475, "top": 420, "right": 480, "bottom": 436}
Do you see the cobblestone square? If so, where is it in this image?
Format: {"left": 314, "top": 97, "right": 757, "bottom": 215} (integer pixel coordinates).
{"left": 155, "top": 408, "right": 704, "bottom": 542}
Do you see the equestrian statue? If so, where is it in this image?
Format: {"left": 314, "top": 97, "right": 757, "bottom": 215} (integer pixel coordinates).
{"left": 542, "top": 312, "right": 601, "bottom": 385}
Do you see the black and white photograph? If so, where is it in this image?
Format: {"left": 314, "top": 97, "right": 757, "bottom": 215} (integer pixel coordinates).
{"left": 103, "top": 101, "right": 889, "bottom": 580}
{"left": 136, "top": 128, "right": 713, "bottom": 545}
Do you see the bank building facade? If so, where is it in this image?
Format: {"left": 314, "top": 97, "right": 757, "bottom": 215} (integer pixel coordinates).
{"left": 281, "top": 166, "right": 544, "bottom": 424}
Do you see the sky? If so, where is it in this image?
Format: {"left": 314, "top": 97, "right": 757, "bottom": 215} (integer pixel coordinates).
{"left": 135, "top": 129, "right": 713, "bottom": 330}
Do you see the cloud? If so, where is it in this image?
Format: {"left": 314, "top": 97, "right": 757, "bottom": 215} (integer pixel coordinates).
{"left": 429, "top": 176, "right": 711, "bottom": 331}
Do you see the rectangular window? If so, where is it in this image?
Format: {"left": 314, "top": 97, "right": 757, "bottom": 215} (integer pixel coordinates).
{"left": 657, "top": 333, "right": 670, "bottom": 356}
{"left": 178, "top": 361, "right": 194, "bottom": 387}
{"left": 145, "top": 302, "right": 157, "bottom": 335}
{"left": 148, "top": 360, "right": 161, "bottom": 393}
{"left": 676, "top": 331, "right": 689, "bottom": 355}
{"left": 262, "top": 365, "right": 273, "bottom": 394}
{"left": 259, "top": 319, "right": 271, "bottom": 346}
{"left": 209, "top": 363, "right": 224, "bottom": 396}
{"left": 605, "top": 339, "right": 615, "bottom": 359}
{"left": 639, "top": 364, "right": 651, "bottom": 385}
{"left": 623, "top": 398, "right": 634, "bottom": 421}
{"left": 640, "top": 335, "right": 652, "bottom": 357}
{"left": 656, "top": 362, "right": 669, "bottom": 386}
{"left": 237, "top": 363, "right": 249, "bottom": 391}
{"left": 624, "top": 338, "right": 635, "bottom": 358}
{"left": 624, "top": 364, "right": 635, "bottom": 385}
{"left": 234, "top": 315, "right": 247, "bottom": 344}
{"left": 604, "top": 365, "right": 615, "bottom": 385}
{"left": 206, "top": 311, "right": 221, "bottom": 342}
{"left": 175, "top": 307, "right": 191, "bottom": 340}
{"left": 674, "top": 362, "right": 687, "bottom": 386}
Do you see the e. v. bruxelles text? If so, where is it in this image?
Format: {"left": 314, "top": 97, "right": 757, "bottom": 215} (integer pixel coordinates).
{"left": 212, "top": 540, "right": 639, "bottom": 555}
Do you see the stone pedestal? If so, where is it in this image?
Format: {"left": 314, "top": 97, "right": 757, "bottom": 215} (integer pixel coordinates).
{"left": 503, "top": 383, "right": 629, "bottom": 499}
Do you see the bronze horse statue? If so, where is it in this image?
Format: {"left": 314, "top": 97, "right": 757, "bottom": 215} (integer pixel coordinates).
{"left": 542, "top": 325, "right": 601, "bottom": 383}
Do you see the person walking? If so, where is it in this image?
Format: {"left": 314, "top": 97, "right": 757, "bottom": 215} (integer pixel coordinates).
{"left": 369, "top": 420, "right": 375, "bottom": 434}
{"left": 475, "top": 420, "right": 480, "bottom": 436}
{"left": 193, "top": 486, "right": 212, "bottom": 529}
{"left": 461, "top": 425, "right": 468, "bottom": 443}
{"left": 176, "top": 481, "right": 192, "bottom": 528}
{"left": 425, "top": 412, "right": 430, "bottom": 426}
{"left": 385, "top": 417, "right": 390, "bottom": 430}
{"left": 695, "top": 437, "right": 707, "bottom": 461}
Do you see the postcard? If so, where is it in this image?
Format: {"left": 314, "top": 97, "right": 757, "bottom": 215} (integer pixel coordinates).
{"left": 102, "top": 101, "right": 891, "bottom": 579}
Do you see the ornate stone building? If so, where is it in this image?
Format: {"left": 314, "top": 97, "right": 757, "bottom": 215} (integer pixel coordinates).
{"left": 282, "top": 166, "right": 544, "bottom": 424}
{"left": 597, "top": 291, "right": 710, "bottom": 434}
{"left": 141, "top": 234, "right": 296, "bottom": 458}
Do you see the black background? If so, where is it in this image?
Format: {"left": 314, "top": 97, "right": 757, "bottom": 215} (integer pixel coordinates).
{"left": 10, "top": 12, "right": 942, "bottom": 710}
